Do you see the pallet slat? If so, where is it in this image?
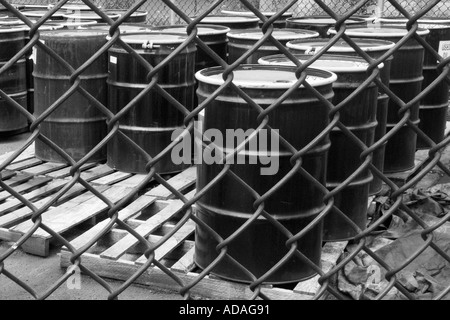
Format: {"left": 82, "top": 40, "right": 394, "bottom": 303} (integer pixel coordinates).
{"left": 146, "top": 167, "right": 196, "bottom": 199}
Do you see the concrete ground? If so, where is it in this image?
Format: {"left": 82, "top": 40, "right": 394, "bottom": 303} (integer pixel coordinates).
{"left": 0, "top": 131, "right": 183, "bottom": 300}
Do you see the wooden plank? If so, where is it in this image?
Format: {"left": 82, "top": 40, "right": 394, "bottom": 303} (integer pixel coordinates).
{"left": 45, "top": 162, "right": 97, "bottom": 179}
{"left": 99, "top": 200, "right": 186, "bottom": 261}
{"left": 91, "top": 171, "right": 133, "bottom": 186}
{"left": 113, "top": 174, "right": 148, "bottom": 189}
{"left": 293, "top": 241, "right": 348, "bottom": 297}
{"left": 0, "top": 177, "right": 52, "bottom": 202}
{"left": 146, "top": 167, "right": 196, "bottom": 199}
{"left": 0, "top": 185, "right": 107, "bottom": 229}
{"left": 21, "top": 162, "right": 68, "bottom": 176}
{"left": 79, "top": 165, "right": 116, "bottom": 181}
{"left": 59, "top": 251, "right": 310, "bottom": 300}
{"left": 136, "top": 219, "right": 196, "bottom": 264}
{"left": 10, "top": 186, "right": 132, "bottom": 239}
{"left": 171, "top": 246, "right": 196, "bottom": 273}
{"left": 0, "top": 171, "right": 16, "bottom": 181}
{"left": 0, "top": 173, "right": 33, "bottom": 190}
{"left": 68, "top": 195, "right": 157, "bottom": 250}
{"left": 6, "top": 158, "right": 43, "bottom": 172}
{"left": 0, "top": 144, "right": 35, "bottom": 165}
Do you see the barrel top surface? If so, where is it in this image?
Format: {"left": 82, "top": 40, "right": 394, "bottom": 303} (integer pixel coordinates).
{"left": 221, "top": 10, "right": 293, "bottom": 17}
{"left": 0, "top": 17, "right": 29, "bottom": 25}
{"left": 81, "top": 23, "right": 152, "bottom": 33}
{"left": 0, "top": 14, "right": 8, "bottom": 19}
{"left": 150, "top": 24, "right": 231, "bottom": 36}
{"left": 287, "top": 38, "right": 395, "bottom": 53}
{"left": 117, "top": 32, "right": 189, "bottom": 44}
{"left": 62, "top": 11, "right": 121, "bottom": 20}
{"left": 39, "top": 28, "right": 109, "bottom": 38}
{"left": 227, "top": 28, "right": 320, "bottom": 40}
{"left": 258, "top": 54, "right": 372, "bottom": 72}
{"left": 0, "top": 25, "right": 27, "bottom": 33}
{"left": 379, "top": 17, "right": 450, "bottom": 29}
{"left": 329, "top": 25, "right": 430, "bottom": 37}
{"left": 20, "top": 9, "right": 66, "bottom": 18}
{"left": 51, "top": 20, "right": 98, "bottom": 27}
{"left": 287, "top": 16, "right": 365, "bottom": 24}
{"left": 103, "top": 9, "right": 149, "bottom": 17}
{"left": 196, "top": 65, "right": 337, "bottom": 89}
{"left": 49, "top": 3, "right": 99, "bottom": 11}
{"left": 198, "top": 15, "right": 260, "bottom": 23}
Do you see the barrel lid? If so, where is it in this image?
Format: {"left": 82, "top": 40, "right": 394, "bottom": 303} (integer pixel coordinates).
{"left": 49, "top": 2, "right": 99, "bottom": 11}
{"left": 52, "top": 20, "right": 98, "bottom": 28}
{"left": 287, "top": 38, "right": 396, "bottom": 53}
{"left": 220, "top": 10, "right": 293, "bottom": 18}
{"left": 378, "top": 17, "right": 450, "bottom": 29}
{"left": 22, "top": 5, "right": 51, "bottom": 10}
{"left": 0, "top": 17, "right": 28, "bottom": 26}
{"left": 62, "top": 11, "right": 121, "bottom": 21}
{"left": 287, "top": 16, "right": 365, "bottom": 25}
{"left": 0, "top": 25, "right": 27, "bottom": 33}
{"left": 198, "top": 15, "right": 260, "bottom": 24}
{"left": 227, "top": 28, "right": 320, "bottom": 40}
{"left": 258, "top": 54, "right": 373, "bottom": 72}
{"left": 329, "top": 25, "right": 430, "bottom": 37}
{"left": 114, "top": 32, "right": 189, "bottom": 45}
{"left": 0, "top": 14, "right": 8, "bottom": 19}
{"left": 103, "top": 9, "right": 149, "bottom": 17}
{"left": 195, "top": 65, "right": 337, "bottom": 89}
{"left": 39, "top": 28, "right": 109, "bottom": 38}
{"left": 21, "top": 9, "right": 67, "bottom": 19}
{"left": 149, "top": 24, "right": 231, "bottom": 36}
{"left": 80, "top": 23, "right": 152, "bottom": 33}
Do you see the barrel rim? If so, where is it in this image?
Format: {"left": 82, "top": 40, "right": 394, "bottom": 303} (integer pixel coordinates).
{"left": 257, "top": 53, "right": 384, "bottom": 73}
{"left": 226, "top": 28, "right": 320, "bottom": 40}
{"left": 328, "top": 25, "right": 431, "bottom": 37}
{"left": 62, "top": 12, "right": 121, "bottom": 20}
{"left": 107, "top": 31, "right": 190, "bottom": 45}
{"left": 39, "top": 28, "right": 110, "bottom": 38}
{"left": 20, "top": 9, "right": 67, "bottom": 18}
{"left": 286, "top": 38, "right": 396, "bottom": 53}
{"left": 195, "top": 64, "right": 338, "bottom": 89}
{"left": 286, "top": 15, "right": 367, "bottom": 24}
{"left": 220, "top": 9, "right": 294, "bottom": 18}
{"left": 79, "top": 23, "right": 152, "bottom": 32}
{"left": 103, "top": 9, "right": 149, "bottom": 18}
{"left": 48, "top": 2, "right": 102, "bottom": 11}
{"left": 195, "top": 15, "right": 260, "bottom": 24}
{"left": 149, "top": 24, "right": 231, "bottom": 36}
{"left": 52, "top": 19, "right": 98, "bottom": 27}
{"left": 0, "top": 25, "right": 28, "bottom": 33}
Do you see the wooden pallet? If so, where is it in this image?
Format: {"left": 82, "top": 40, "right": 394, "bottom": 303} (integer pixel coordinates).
{"left": 59, "top": 196, "right": 347, "bottom": 300}
{"left": 0, "top": 144, "right": 197, "bottom": 257}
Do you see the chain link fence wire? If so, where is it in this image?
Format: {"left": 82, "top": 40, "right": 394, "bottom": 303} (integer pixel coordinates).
{"left": 0, "top": 0, "right": 450, "bottom": 300}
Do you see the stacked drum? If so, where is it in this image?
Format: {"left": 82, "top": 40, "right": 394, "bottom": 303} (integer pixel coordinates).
{"left": 0, "top": 25, "right": 29, "bottom": 135}
{"left": 329, "top": 26, "right": 430, "bottom": 173}
{"left": 34, "top": 29, "right": 109, "bottom": 163}
{"left": 106, "top": 32, "right": 196, "bottom": 174}
{"left": 259, "top": 54, "right": 380, "bottom": 241}
{"left": 286, "top": 16, "right": 368, "bottom": 38}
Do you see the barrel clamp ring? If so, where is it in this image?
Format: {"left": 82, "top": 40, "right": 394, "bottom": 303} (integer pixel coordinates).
{"left": 142, "top": 40, "right": 159, "bottom": 49}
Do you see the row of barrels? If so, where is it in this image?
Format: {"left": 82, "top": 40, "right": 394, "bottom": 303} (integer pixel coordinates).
{"left": 1, "top": 10, "right": 450, "bottom": 284}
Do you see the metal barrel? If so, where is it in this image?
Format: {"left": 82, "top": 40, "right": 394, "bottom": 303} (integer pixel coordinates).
{"left": 259, "top": 54, "right": 379, "bottom": 241}
{"left": 149, "top": 24, "right": 230, "bottom": 71}
{"left": 221, "top": 10, "right": 294, "bottom": 29}
{"left": 195, "top": 65, "right": 337, "bottom": 284}
{"left": 62, "top": 11, "right": 120, "bottom": 23}
{"left": 286, "top": 38, "right": 395, "bottom": 195}
{"left": 107, "top": 32, "right": 196, "bottom": 174}
{"left": 0, "top": 26, "right": 29, "bottom": 135}
{"left": 102, "top": 10, "right": 149, "bottom": 23}
{"left": 379, "top": 18, "right": 450, "bottom": 149}
{"left": 286, "top": 16, "right": 367, "bottom": 38}
{"left": 79, "top": 22, "right": 152, "bottom": 33}
{"left": 227, "top": 28, "right": 319, "bottom": 64}
{"left": 33, "top": 29, "right": 109, "bottom": 163}
{"left": 328, "top": 26, "right": 430, "bottom": 173}
{"left": 195, "top": 15, "right": 260, "bottom": 30}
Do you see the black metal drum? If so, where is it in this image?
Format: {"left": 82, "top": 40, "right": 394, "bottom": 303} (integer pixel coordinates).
{"left": 149, "top": 24, "right": 230, "bottom": 71}
{"left": 227, "top": 28, "right": 319, "bottom": 64}
{"left": 259, "top": 54, "right": 379, "bottom": 241}
{"left": 0, "top": 26, "right": 29, "bottom": 135}
{"left": 107, "top": 32, "right": 196, "bottom": 174}
{"left": 286, "top": 38, "right": 395, "bottom": 195}
{"left": 34, "top": 29, "right": 109, "bottom": 163}
{"left": 195, "top": 65, "right": 337, "bottom": 284}
{"left": 328, "top": 26, "right": 430, "bottom": 173}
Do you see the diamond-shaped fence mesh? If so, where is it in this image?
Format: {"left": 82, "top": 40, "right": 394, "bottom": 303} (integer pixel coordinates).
{"left": 1, "top": 0, "right": 450, "bottom": 301}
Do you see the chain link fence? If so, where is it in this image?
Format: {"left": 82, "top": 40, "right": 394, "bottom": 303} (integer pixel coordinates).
{"left": 1, "top": 0, "right": 450, "bottom": 300}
